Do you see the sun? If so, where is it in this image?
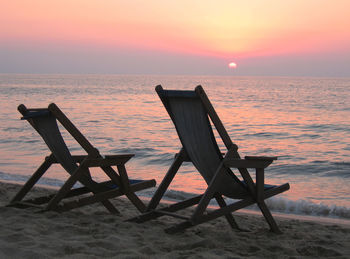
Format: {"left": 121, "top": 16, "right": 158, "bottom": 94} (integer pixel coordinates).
{"left": 228, "top": 62, "right": 237, "bottom": 69}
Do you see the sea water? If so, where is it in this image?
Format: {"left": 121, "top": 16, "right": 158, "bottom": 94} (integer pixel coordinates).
{"left": 0, "top": 74, "right": 349, "bottom": 220}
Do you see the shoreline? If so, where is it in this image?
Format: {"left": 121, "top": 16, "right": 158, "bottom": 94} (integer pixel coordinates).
{"left": 1, "top": 179, "right": 350, "bottom": 228}
{"left": 0, "top": 181, "right": 349, "bottom": 258}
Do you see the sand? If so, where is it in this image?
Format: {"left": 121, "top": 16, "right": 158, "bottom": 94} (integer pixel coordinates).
{"left": 0, "top": 181, "right": 349, "bottom": 258}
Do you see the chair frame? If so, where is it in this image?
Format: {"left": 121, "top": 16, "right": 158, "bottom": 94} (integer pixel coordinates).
{"left": 8, "top": 103, "right": 156, "bottom": 213}
{"left": 129, "top": 85, "right": 289, "bottom": 234}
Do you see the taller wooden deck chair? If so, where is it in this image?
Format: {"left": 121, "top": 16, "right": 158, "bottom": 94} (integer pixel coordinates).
{"left": 9, "top": 103, "right": 156, "bottom": 213}
{"left": 130, "top": 85, "right": 290, "bottom": 233}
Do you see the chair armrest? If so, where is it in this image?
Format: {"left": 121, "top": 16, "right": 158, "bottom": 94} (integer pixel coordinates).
{"left": 245, "top": 156, "right": 277, "bottom": 161}
{"left": 46, "top": 155, "right": 89, "bottom": 163}
{"left": 224, "top": 158, "right": 274, "bottom": 169}
{"left": 85, "top": 154, "right": 134, "bottom": 167}
{"left": 46, "top": 154, "right": 134, "bottom": 166}
{"left": 103, "top": 154, "right": 134, "bottom": 160}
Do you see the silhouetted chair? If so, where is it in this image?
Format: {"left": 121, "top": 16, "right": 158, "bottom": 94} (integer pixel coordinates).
{"left": 9, "top": 103, "right": 156, "bottom": 213}
{"left": 130, "top": 85, "right": 289, "bottom": 233}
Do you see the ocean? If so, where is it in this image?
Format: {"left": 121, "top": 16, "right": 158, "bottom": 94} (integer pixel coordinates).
{"left": 0, "top": 74, "right": 349, "bottom": 220}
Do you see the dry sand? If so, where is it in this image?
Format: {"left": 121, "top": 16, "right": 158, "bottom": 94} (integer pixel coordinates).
{"left": 0, "top": 181, "right": 349, "bottom": 258}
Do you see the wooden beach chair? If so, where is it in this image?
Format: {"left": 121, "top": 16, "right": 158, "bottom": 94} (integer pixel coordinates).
{"left": 129, "top": 85, "right": 290, "bottom": 233}
{"left": 8, "top": 103, "right": 156, "bottom": 213}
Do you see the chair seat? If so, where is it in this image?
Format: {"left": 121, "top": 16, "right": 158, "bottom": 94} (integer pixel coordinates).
{"left": 263, "top": 184, "right": 276, "bottom": 190}
{"left": 105, "top": 179, "right": 145, "bottom": 189}
{"left": 241, "top": 182, "right": 276, "bottom": 190}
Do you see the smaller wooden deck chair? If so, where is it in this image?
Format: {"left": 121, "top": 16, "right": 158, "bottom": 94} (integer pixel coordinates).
{"left": 129, "top": 85, "right": 290, "bottom": 233}
{"left": 8, "top": 103, "right": 156, "bottom": 213}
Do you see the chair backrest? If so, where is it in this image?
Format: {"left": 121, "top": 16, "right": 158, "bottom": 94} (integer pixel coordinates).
{"left": 18, "top": 104, "right": 99, "bottom": 186}
{"left": 19, "top": 107, "right": 80, "bottom": 175}
{"left": 156, "top": 86, "right": 248, "bottom": 198}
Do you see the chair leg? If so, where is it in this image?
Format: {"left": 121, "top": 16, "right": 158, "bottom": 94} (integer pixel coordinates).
{"left": 100, "top": 200, "right": 120, "bottom": 214}
{"left": 10, "top": 154, "right": 54, "bottom": 204}
{"left": 125, "top": 192, "right": 147, "bottom": 212}
{"left": 101, "top": 165, "right": 146, "bottom": 212}
{"left": 192, "top": 164, "right": 227, "bottom": 220}
{"left": 128, "top": 194, "right": 202, "bottom": 223}
{"left": 147, "top": 149, "right": 185, "bottom": 211}
{"left": 46, "top": 164, "right": 118, "bottom": 213}
{"left": 257, "top": 201, "right": 281, "bottom": 234}
{"left": 116, "top": 164, "right": 147, "bottom": 212}
{"left": 214, "top": 194, "right": 240, "bottom": 230}
{"left": 45, "top": 165, "right": 89, "bottom": 210}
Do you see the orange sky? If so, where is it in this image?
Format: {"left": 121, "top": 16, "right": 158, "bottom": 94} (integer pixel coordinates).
{"left": 1, "top": 1, "right": 350, "bottom": 75}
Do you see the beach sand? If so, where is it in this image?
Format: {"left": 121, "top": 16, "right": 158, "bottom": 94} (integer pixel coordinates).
{"left": 0, "top": 181, "right": 349, "bottom": 258}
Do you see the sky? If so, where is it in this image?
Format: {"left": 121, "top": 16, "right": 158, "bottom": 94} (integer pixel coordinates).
{"left": 1, "top": 1, "right": 350, "bottom": 76}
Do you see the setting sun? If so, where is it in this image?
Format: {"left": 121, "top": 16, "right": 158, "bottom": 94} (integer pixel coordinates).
{"left": 228, "top": 62, "right": 237, "bottom": 69}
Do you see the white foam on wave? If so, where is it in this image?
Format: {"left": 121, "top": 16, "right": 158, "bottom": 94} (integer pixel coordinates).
{"left": 264, "top": 196, "right": 350, "bottom": 219}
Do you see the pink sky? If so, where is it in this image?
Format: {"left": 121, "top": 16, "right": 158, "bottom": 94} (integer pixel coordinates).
{"left": 1, "top": 1, "right": 349, "bottom": 76}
